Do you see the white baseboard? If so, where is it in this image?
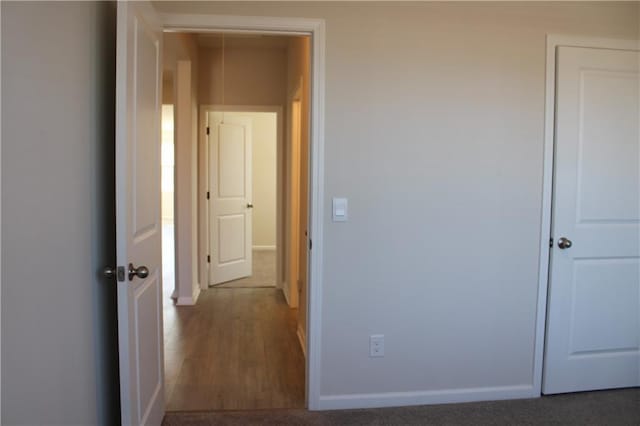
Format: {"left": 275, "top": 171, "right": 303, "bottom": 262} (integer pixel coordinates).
{"left": 176, "top": 286, "right": 200, "bottom": 306}
{"left": 176, "top": 296, "right": 195, "bottom": 306}
{"left": 316, "top": 385, "right": 537, "bottom": 411}
{"left": 297, "top": 325, "right": 306, "bottom": 357}
{"left": 253, "top": 245, "right": 276, "bottom": 251}
{"left": 282, "top": 282, "right": 290, "bottom": 305}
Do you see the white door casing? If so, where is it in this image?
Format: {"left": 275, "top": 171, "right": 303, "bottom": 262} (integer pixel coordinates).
{"left": 208, "top": 112, "right": 253, "bottom": 285}
{"left": 543, "top": 46, "right": 640, "bottom": 394}
{"left": 116, "top": 2, "right": 164, "bottom": 425}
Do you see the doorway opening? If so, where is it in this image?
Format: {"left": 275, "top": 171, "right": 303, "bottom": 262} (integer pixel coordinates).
{"left": 160, "top": 31, "right": 312, "bottom": 411}
{"left": 160, "top": 100, "right": 177, "bottom": 330}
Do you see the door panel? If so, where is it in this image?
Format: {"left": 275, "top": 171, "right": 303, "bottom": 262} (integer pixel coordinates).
{"left": 116, "top": 2, "right": 164, "bottom": 424}
{"left": 576, "top": 71, "right": 639, "bottom": 222}
{"left": 134, "top": 276, "right": 162, "bottom": 417}
{"left": 570, "top": 259, "right": 639, "bottom": 353}
{"left": 543, "top": 46, "right": 640, "bottom": 394}
{"left": 133, "top": 20, "right": 161, "bottom": 237}
{"left": 219, "top": 125, "right": 247, "bottom": 197}
{"left": 219, "top": 214, "right": 247, "bottom": 262}
{"left": 208, "top": 113, "right": 253, "bottom": 284}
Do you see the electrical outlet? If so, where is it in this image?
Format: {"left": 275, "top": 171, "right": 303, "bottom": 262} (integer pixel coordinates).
{"left": 369, "top": 334, "right": 384, "bottom": 357}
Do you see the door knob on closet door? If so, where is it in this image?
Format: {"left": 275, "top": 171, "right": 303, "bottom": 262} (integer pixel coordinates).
{"left": 557, "top": 237, "right": 572, "bottom": 249}
{"left": 246, "top": 203, "right": 254, "bottom": 209}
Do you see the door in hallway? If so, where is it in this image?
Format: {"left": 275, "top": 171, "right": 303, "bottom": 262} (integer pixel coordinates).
{"left": 208, "top": 112, "right": 253, "bottom": 284}
{"left": 543, "top": 46, "right": 640, "bottom": 394}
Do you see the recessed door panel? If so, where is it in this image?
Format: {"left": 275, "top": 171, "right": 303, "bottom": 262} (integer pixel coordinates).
{"left": 218, "top": 214, "right": 247, "bottom": 264}
{"left": 218, "top": 124, "right": 246, "bottom": 198}
{"left": 134, "top": 273, "right": 162, "bottom": 422}
{"left": 577, "top": 71, "right": 639, "bottom": 223}
{"left": 570, "top": 259, "right": 640, "bottom": 354}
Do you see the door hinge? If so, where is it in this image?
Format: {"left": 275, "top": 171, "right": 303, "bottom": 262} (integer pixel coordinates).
{"left": 206, "top": 191, "right": 210, "bottom": 200}
{"left": 207, "top": 255, "right": 211, "bottom": 263}
{"left": 549, "top": 237, "right": 554, "bottom": 248}
{"left": 206, "top": 126, "right": 210, "bottom": 135}
{"left": 309, "top": 238, "right": 312, "bottom": 251}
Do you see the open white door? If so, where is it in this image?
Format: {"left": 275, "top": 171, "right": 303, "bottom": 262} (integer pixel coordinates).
{"left": 208, "top": 112, "right": 253, "bottom": 285}
{"left": 543, "top": 46, "right": 640, "bottom": 394}
{"left": 116, "top": 2, "right": 164, "bottom": 424}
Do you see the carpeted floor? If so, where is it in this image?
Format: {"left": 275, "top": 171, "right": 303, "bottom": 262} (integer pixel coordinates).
{"left": 163, "top": 388, "right": 640, "bottom": 425}
{"left": 212, "top": 249, "right": 276, "bottom": 288}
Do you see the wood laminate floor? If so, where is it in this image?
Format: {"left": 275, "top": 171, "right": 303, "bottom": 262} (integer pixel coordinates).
{"left": 162, "top": 225, "right": 304, "bottom": 411}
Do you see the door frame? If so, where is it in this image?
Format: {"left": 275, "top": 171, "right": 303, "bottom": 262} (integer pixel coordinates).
{"left": 534, "top": 34, "right": 639, "bottom": 395}
{"left": 162, "top": 13, "right": 326, "bottom": 410}
{"left": 198, "top": 104, "right": 284, "bottom": 290}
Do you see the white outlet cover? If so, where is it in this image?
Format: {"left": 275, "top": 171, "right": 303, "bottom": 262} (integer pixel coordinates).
{"left": 369, "top": 334, "right": 384, "bottom": 357}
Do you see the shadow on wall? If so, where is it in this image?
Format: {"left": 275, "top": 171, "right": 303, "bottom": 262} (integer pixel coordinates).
{"left": 92, "top": 1, "right": 121, "bottom": 423}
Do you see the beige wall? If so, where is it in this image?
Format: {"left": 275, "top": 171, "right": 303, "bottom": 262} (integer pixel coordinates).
{"left": 2, "top": 1, "right": 638, "bottom": 421}
{"left": 199, "top": 46, "right": 287, "bottom": 106}
{"left": 222, "top": 111, "right": 279, "bottom": 247}
{"left": 161, "top": 105, "right": 175, "bottom": 221}
{"left": 155, "top": 1, "right": 639, "bottom": 401}
{"left": 162, "top": 72, "right": 174, "bottom": 104}
{"left": 164, "top": 33, "right": 201, "bottom": 303}
{"left": 1, "top": 2, "right": 119, "bottom": 424}
{"left": 286, "top": 36, "right": 311, "bottom": 337}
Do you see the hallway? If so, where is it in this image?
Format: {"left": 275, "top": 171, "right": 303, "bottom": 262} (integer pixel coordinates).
{"left": 163, "top": 283, "right": 305, "bottom": 411}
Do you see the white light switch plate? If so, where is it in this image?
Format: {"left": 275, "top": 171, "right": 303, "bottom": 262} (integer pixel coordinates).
{"left": 332, "top": 197, "right": 348, "bottom": 222}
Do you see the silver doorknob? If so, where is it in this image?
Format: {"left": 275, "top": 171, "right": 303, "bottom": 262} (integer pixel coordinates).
{"left": 128, "top": 263, "right": 149, "bottom": 281}
{"left": 103, "top": 266, "right": 116, "bottom": 279}
{"left": 246, "top": 203, "right": 254, "bottom": 208}
{"left": 557, "top": 237, "right": 572, "bottom": 249}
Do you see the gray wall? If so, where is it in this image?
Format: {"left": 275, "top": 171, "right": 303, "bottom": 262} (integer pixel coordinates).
{"left": 0, "top": 0, "right": 638, "bottom": 421}
{"left": 154, "top": 1, "right": 639, "bottom": 402}
{"left": 1, "top": 2, "right": 119, "bottom": 424}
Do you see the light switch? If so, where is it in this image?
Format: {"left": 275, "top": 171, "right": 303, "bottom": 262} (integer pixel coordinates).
{"left": 332, "top": 197, "right": 348, "bottom": 222}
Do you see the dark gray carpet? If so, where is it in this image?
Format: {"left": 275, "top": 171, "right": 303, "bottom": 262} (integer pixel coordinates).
{"left": 163, "top": 388, "right": 639, "bottom": 425}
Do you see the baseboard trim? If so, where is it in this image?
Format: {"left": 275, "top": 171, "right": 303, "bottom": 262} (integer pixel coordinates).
{"left": 282, "top": 281, "right": 290, "bottom": 305}
{"left": 297, "top": 325, "right": 306, "bottom": 357}
{"left": 253, "top": 245, "right": 276, "bottom": 251}
{"left": 176, "top": 286, "right": 201, "bottom": 306}
{"left": 316, "top": 385, "right": 536, "bottom": 411}
{"left": 176, "top": 296, "right": 195, "bottom": 306}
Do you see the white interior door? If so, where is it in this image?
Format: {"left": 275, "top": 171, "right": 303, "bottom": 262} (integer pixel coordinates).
{"left": 116, "top": 2, "right": 164, "bottom": 424}
{"left": 543, "top": 46, "right": 640, "bottom": 394}
{"left": 208, "top": 112, "right": 253, "bottom": 284}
